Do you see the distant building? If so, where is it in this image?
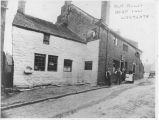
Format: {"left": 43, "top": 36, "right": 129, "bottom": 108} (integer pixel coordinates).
{"left": 11, "top": 1, "right": 144, "bottom": 88}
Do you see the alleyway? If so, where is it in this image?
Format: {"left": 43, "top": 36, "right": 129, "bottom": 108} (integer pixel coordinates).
{"left": 2, "top": 78, "right": 155, "bottom": 118}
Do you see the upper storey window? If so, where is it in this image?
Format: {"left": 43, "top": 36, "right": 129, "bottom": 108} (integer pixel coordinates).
{"left": 123, "top": 44, "right": 128, "bottom": 52}
{"left": 43, "top": 33, "right": 50, "bottom": 45}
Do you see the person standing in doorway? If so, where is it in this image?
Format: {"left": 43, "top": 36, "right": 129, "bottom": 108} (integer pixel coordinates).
{"left": 121, "top": 68, "right": 126, "bottom": 83}
{"left": 116, "top": 68, "right": 121, "bottom": 85}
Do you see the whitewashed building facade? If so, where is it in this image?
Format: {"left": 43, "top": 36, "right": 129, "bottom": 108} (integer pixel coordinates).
{"left": 12, "top": 11, "right": 99, "bottom": 88}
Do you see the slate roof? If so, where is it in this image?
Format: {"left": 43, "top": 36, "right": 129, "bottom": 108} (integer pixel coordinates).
{"left": 12, "top": 11, "right": 85, "bottom": 44}
{"left": 109, "top": 29, "right": 142, "bottom": 53}
{"left": 95, "top": 21, "right": 142, "bottom": 53}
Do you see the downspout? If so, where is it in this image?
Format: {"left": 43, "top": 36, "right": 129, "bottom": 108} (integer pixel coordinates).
{"left": 105, "top": 28, "right": 109, "bottom": 70}
{"left": 105, "top": 27, "right": 109, "bottom": 86}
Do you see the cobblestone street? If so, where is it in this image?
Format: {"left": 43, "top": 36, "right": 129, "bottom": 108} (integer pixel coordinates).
{"left": 2, "top": 78, "right": 155, "bottom": 118}
{"left": 67, "top": 78, "right": 155, "bottom": 118}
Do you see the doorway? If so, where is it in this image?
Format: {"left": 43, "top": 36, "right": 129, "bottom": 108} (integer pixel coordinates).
{"left": 120, "top": 60, "right": 124, "bottom": 71}
{"left": 132, "top": 63, "right": 136, "bottom": 73}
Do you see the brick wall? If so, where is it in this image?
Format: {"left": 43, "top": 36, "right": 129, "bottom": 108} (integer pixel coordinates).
{"left": 102, "top": 28, "right": 144, "bottom": 81}
{"left": 56, "top": 4, "right": 99, "bottom": 41}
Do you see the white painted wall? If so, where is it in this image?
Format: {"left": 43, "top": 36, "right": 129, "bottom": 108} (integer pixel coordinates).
{"left": 12, "top": 27, "right": 99, "bottom": 87}
{"left": 83, "top": 40, "right": 99, "bottom": 86}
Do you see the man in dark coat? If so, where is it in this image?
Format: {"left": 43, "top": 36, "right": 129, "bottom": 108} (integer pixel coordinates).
{"left": 106, "top": 69, "right": 111, "bottom": 87}
{"left": 115, "top": 68, "right": 121, "bottom": 85}
{"left": 121, "top": 68, "right": 126, "bottom": 82}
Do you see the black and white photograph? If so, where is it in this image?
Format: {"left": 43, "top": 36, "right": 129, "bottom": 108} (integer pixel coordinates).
{"left": 1, "top": 0, "right": 158, "bottom": 118}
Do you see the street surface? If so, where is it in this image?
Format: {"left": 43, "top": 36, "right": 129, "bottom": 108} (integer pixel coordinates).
{"left": 2, "top": 78, "right": 155, "bottom": 118}
{"left": 67, "top": 78, "right": 155, "bottom": 118}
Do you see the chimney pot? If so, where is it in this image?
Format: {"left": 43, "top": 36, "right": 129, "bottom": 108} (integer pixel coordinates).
{"left": 101, "top": 1, "right": 110, "bottom": 25}
{"left": 65, "top": 1, "right": 72, "bottom": 6}
{"left": 18, "top": 0, "right": 26, "bottom": 14}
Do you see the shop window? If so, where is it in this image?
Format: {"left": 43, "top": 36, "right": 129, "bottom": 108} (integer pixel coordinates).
{"left": 123, "top": 44, "right": 128, "bottom": 52}
{"left": 85, "top": 61, "right": 93, "bottom": 70}
{"left": 113, "top": 60, "right": 120, "bottom": 69}
{"left": 64, "top": 59, "right": 72, "bottom": 72}
{"left": 48, "top": 55, "right": 58, "bottom": 71}
{"left": 34, "top": 53, "right": 46, "bottom": 71}
{"left": 43, "top": 33, "right": 50, "bottom": 44}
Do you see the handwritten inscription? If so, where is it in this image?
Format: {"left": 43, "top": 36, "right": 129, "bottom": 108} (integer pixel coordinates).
{"left": 114, "top": 3, "right": 149, "bottom": 19}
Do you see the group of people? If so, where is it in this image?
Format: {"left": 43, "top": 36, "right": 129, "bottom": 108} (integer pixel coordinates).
{"left": 105, "top": 68, "right": 127, "bottom": 87}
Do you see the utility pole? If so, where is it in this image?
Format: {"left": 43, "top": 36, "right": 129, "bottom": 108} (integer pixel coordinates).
{"left": 1, "top": 0, "right": 8, "bottom": 91}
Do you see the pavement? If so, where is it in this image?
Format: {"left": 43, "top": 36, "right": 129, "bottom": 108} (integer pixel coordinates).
{"left": 1, "top": 83, "right": 108, "bottom": 110}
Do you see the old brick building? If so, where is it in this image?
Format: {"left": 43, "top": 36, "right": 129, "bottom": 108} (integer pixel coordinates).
{"left": 11, "top": 1, "right": 144, "bottom": 88}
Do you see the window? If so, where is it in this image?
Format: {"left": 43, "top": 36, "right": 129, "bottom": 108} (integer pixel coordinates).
{"left": 123, "top": 44, "right": 128, "bottom": 52}
{"left": 34, "top": 53, "right": 46, "bottom": 71}
{"left": 135, "top": 52, "right": 140, "bottom": 58}
{"left": 48, "top": 55, "right": 58, "bottom": 71}
{"left": 132, "top": 64, "right": 136, "bottom": 73}
{"left": 85, "top": 61, "right": 93, "bottom": 70}
{"left": 125, "top": 61, "right": 128, "bottom": 70}
{"left": 64, "top": 59, "right": 72, "bottom": 72}
{"left": 120, "top": 61, "right": 124, "bottom": 71}
{"left": 43, "top": 33, "right": 50, "bottom": 44}
{"left": 113, "top": 60, "right": 120, "bottom": 69}
{"left": 113, "top": 36, "right": 118, "bottom": 46}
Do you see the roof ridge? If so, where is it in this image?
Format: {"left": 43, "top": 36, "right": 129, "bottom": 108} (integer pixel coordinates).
{"left": 13, "top": 11, "right": 86, "bottom": 44}
{"left": 17, "top": 11, "right": 55, "bottom": 25}
{"left": 97, "top": 20, "right": 142, "bottom": 52}
{"left": 110, "top": 29, "right": 142, "bottom": 52}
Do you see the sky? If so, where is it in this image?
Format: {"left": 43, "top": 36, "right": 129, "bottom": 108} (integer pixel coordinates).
{"left": 3, "top": 0, "right": 158, "bottom": 65}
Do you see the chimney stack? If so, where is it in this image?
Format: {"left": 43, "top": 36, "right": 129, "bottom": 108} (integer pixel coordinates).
{"left": 101, "top": 1, "right": 110, "bottom": 25}
{"left": 18, "top": 0, "right": 26, "bottom": 14}
{"left": 65, "top": 1, "right": 72, "bottom": 6}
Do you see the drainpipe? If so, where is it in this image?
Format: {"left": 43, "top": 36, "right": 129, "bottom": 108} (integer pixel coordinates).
{"left": 105, "top": 29, "right": 109, "bottom": 71}
{"left": 96, "top": 19, "right": 109, "bottom": 86}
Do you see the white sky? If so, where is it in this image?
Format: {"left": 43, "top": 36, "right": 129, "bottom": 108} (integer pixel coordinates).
{"left": 4, "top": 0, "right": 158, "bottom": 65}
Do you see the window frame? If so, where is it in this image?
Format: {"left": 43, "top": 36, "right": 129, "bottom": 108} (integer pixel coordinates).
{"left": 85, "top": 61, "right": 93, "bottom": 70}
{"left": 63, "top": 59, "right": 73, "bottom": 72}
{"left": 113, "top": 59, "right": 120, "bottom": 69}
{"left": 34, "top": 53, "right": 46, "bottom": 71}
{"left": 135, "top": 52, "right": 140, "bottom": 58}
{"left": 47, "top": 55, "right": 58, "bottom": 72}
{"left": 43, "top": 33, "right": 50, "bottom": 45}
